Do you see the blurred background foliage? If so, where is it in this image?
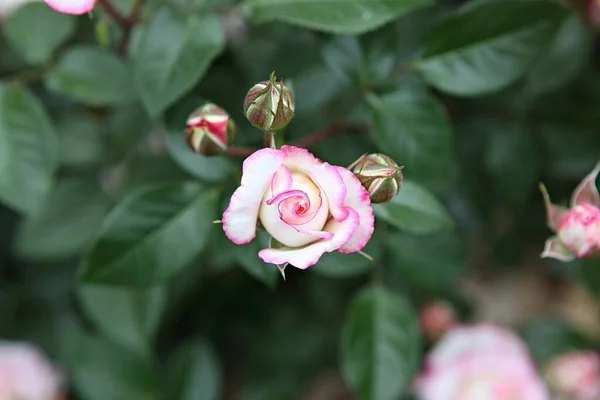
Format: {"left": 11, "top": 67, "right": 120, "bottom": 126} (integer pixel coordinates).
{"left": 0, "top": 0, "right": 599, "bottom": 399}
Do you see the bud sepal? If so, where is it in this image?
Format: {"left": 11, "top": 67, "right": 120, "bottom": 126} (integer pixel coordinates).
{"left": 350, "top": 153, "right": 403, "bottom": 204}
{"left": 244, "top": 71, "right": 295, "bottom": 132}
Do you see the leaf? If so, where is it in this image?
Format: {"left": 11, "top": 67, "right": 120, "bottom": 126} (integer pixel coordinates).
{"left": 373, "top": 180, "right": 454, "bottom": 235}
{"left": 2, "top": 3, "right": 76, "bottom": 65}
{"left": 164, "top": 340, "right": 222, "bottom": 400}
{"left": 77, "top": 284, "right": 166, "bottom": 355}
{"left": 0, "top": 84, "right": 58, "bottom": 216}
{"left": 235, "top": 231, "right": 280, "bottom": 288}
{"left": 366, "top": 87, "right": 454, "bottom": 189}
{"left": 416, "top": 0, "right": 569, "bottom": 96}
{"left": 80, "top": 181, "right": 218, "bottom": 287}
{"left": 386, "top": 231, "right": 467, "bottom": 290}
{"left": 341, "top": 286, "right": 421, "bottom": 400}
{"left": 13, "top": 179, "right": 110, "bottom": 261}
{"left": 245, "top": 0, "right": 435, "bottom": 35}
{"left": 45, "top": 45, "right": 137, "bottom": 106}
{"left": 525, "top": 13, "right": 592, "bottom": 95}
{"left": 56, "top": 113, "right": 104, "bottom": 166}
{"left": 133, "top": 7, "right": 225, "bottom": 117}
{"left": 60, "top": 320, "right": 158, "bottom": 400}
{"left": 521, "top": 317, "right": 590, "bottom": 364}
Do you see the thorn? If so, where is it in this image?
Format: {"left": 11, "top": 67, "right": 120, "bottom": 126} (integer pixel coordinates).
{"left": 277, "top": 263, "right": 288, "bottom": 280}
{"left": 358, "top": 250, "right": 374, "bottom": 261}
{"left": 212, "top": 220, "right": 222, "bottom": 224}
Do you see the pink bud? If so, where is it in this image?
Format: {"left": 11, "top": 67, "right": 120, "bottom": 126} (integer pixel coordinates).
{"left": 185, "top": 103, "right": 235, "bottom": 156}
{"left": 419, "top": 301, "right": 456, "bottom": 341}
{"left": 545, "top": 351, "right": 600, "bottom": 400}
{"left": 557, "top": 203, "right": 600, "bottom": 258}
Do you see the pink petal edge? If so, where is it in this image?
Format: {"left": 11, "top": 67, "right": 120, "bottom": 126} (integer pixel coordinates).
{"left": 44, "top": 0, "right": 96, "bottom": 14}
{"left": 570, "top": 161, "right": 600, "bottom": 208}
{"left": 222, "top": 148, "right": 284, "bottom": 244}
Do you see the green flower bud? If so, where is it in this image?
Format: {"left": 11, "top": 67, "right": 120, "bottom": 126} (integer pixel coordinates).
{"left": 244, "top": 71, "right": 294, "bottom": 131}
{"left": 350, "top": 153, "right": 403, "bottom": 204}
{"left": 185, "top": 103, "right": 235, "bottom": 156}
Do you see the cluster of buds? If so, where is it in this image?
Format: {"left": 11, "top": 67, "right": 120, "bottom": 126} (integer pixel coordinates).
{"left": 349, "top": 153, "right": 403, "bottom": 204}
{"left": 185, "top": 103, "right": 235, "bottom": 156}
{"left": 540, "top": 162, "right": 600, "bottom": 261}
{"left": 244, "top": 71, "right": 295, "bottom": 132}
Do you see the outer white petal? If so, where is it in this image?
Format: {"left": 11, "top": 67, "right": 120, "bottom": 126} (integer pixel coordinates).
{"left": 336, "top": 167, "right": 374, "bottom": 253}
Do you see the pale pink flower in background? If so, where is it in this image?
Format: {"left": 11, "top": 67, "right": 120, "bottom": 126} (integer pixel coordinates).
{"left": 589, "top": 0, "right": 600, "bottom": 27}
{"left": 44, "top": 0, "right": 95, "bottom": 15}
{"left": 419, "top": 301, "right": 457, "bottom": 341}
{"left": 415, "top": 323, "right": 549, "bottom": 400}
{"left": 540, "top": 162, "right": 600, "bottom": 261}
{"left": 0, "top": 341, "right": 64, "bottom": 400}
{"left": 545, "top": 351, "right": 600, "bottom": 400}
{"left": 222, "top": 145, "right": 374, "bottom": 272}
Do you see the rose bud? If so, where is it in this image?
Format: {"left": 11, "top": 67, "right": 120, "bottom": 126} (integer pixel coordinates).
{"left": 349, "top": 153, "right": 403, "bottom": 204}
{"left": 540, "top": 161, "right": 600, "bottom": 261}
{"left": 185, "top": 103, "right": 235, "bottom": 156}
{"left": 419, "top": 301, "right": 457, "bottom": 341}
{"left": 243, "top": 71, "right": 295, "bottom": 132}
{"left": 545, "top": 351, "right": 600, "bottom": 400}
{"left": 222, "top": 146, "right": 374, "bottom": 271}
{"left": 0, "top": 341, "right": 65, "bottom": 400}
{"left": 414, "top": 323, "right": 548, "bottom": 400}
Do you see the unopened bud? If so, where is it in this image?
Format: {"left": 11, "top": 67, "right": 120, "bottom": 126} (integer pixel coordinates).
{"left": 350, "top": 153, "right": 403, "bottom": 204}
{"left": 244, "top": 71, "right": 294, "bottom": 132}
{"left": 419, "top": 301, "right": 457, "bottom": 341}
{"left": 185, "top": 103, "right": 235, "bottom": 156}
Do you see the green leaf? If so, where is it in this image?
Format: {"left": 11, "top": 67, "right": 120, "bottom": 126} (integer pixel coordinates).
{"left": 164, "top": 340, "right": 222, "bottom": 400}
{"left": 13, "top": 179, "right": 110, "bottom": 261}
{"left": 80, "top": 181, "right": 218, "bottom": 287}
{"left": 366, "top": 87, "right": 454, "bottom": 189}
{"left": 2, "top": 3, "right": 76, "bottom": 65}
{"left": 525, "top": 13, "right": 591, "bottom": 95}
{"left": 245, "top": 0, "right": 435, "bottom": 35}
{"left": 521, "top": 317, "right": 591, "bottom": 364}
{"left": 60, "top": 320, "right": 158, "bottom": 400}
{"left": 77, "top": 284, "right": 166, "bottom": 355}
{"left": 386, "top": 231, "right": 467, "bottom": 290}
{"left": 234, "top": 231, "right": 280, "bottom": 288}
{"left": 45, "top": 45, "right": 137, "bottom": 106}
{"left": 133, "top": 8, "right": 225, "bottom": 117}
{"left": 0, "top": 84, "right": 58, "bottom": 216}
{"left": 373, "top": 180, "right": 454, "bottom": 235}
{"left": 416, "top": 0, "right": 568, "bottom": 96}
{"left": 56, "top": 113, "right": 104, "bottom": 167}
{"left": 341, "top": 286, "right": 420, "bottom": 400}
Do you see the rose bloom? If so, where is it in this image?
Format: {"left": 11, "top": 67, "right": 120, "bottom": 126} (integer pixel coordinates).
{"left": 545, "top": 351, "right": 600, "bottom": 400}
{"left": 44, "top": 0, "right": 95, "bottom": 15}
{"left": 0, "top": 341, "right": 64, "bottom": 400}
{"left": 415, "top": 323, "right": 548, "bottom": 400}
{"left": 222, "top": 145, "right": 374, "bottom": 269}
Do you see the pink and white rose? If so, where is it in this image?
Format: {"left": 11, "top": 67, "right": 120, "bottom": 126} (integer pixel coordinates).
{"left": 222, "top": 145, "right": 374, "bottom": 270}
{"left": 415, "top": 323, "right": 548, "bottom": 400}
{"left": 44, "top": 0, "right": 95, "bottom": 15}
{"left": 545, "top": 351, "right": 600, "bottom": 400}
{"left": 0, "top": 341, "right": 64, "bottom": 400}
{"left": 541, "top": 162, "right": 600, "bottom": 261}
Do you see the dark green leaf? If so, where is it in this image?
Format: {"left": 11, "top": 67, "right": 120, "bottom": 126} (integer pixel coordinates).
{"left": 366, "top": 87, "right": 454, "bottom": 188}
{"left": 56, "top": 113, "right": 104, "bottom": 166}
{"left": 77, "top": 284, "right": 166, "bottom": 354}
{"left": 235, "top": 231, "right": 280, "bottom": 288}
{"left": 341, "top": 286, "right": 420, "bottom": 400}
{"left": 13, "top": 179, "right": 110, "bottom": 260}
{"left": 2, "top": 3, "right": 76, "bottom": 65}
{"left": 45, "top": 45, "right": 137, "bottom": 105}
{"left": 521, "top": 317, "right": 591, "bottom": 364}
{"left": 416, "top": 0, "right": 568, "bottom": 96}
{"left": 387, "top": 231, "right": 467, "bottom": 290}
{"left": 164, "top": 340, "right": 222, "bottom": 400}
{"left": 133, "top": 8, "right": 225, "bottom": 117}
{"left": 245, "top": 0, "right": 435, "bottom": 35}
{"left": 374, "top": 180, "right": 454, "bottom": 235}
{"left": 80, "top": 181, "right": 218, "bottom": 287}
{"left": 0, "top": 84, "right": 58, "bottom": 216}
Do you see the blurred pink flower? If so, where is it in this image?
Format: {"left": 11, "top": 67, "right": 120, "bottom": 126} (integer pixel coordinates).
{"left": 44, "top": 0, "right": 95, "bottom": 15}
{"left": 545, "top": 351, "right": 600, "bottom": 400}
{"left": 419, "top": 301, "right": 456, "bottom": 341}
{"left": 414, "top": 323, "right": 548, "bottom": 400}
{"left": 540, "top": 162, "right": 600, "bottom": 261}
{"left": 0, "top": 341, "right": 64, "bottom": 400}
{"left": 589, "top": 0, "right": 600, "bottom": 27}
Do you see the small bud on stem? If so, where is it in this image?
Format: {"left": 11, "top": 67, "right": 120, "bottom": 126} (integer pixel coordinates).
{"left": 244, "top": 71, "right": 295, "bottom": 133}
{"left": 185, "top": 103, "right": 235, "bottom": 156}
{"left": 350, "top": 153, "right": 403, "bottom": 204}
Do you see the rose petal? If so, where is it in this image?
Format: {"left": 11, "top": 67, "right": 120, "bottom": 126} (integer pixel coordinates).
{"left": 258, "top": 208, "right": 360, "bottom": 269}
{"left": 44, "top": 0, "right": 95, "bottom": 14}
{"left": 223, "top": 148, "right": 284, "bottom": 244}
{"left": 270, "top": 165, "right": 293, "bottom": 198}
{"left": 541, "top": 236, "right": 575, "bottom": 261}
{"left": 571, "top": 161, "right": 600, "bottom": 208}
{"left": 280, "top": 145, "right": 348, "bottom": 221}
{"left": 335, "top": 167, "right": 374, "bottom": 253}
{"left": 539, "top": 183, "right": 567, "bottom": 232}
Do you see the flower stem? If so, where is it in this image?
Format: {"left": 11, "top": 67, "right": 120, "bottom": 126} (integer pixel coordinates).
{"left": 98, "top": 0, "right": 145, "bottom": 55}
